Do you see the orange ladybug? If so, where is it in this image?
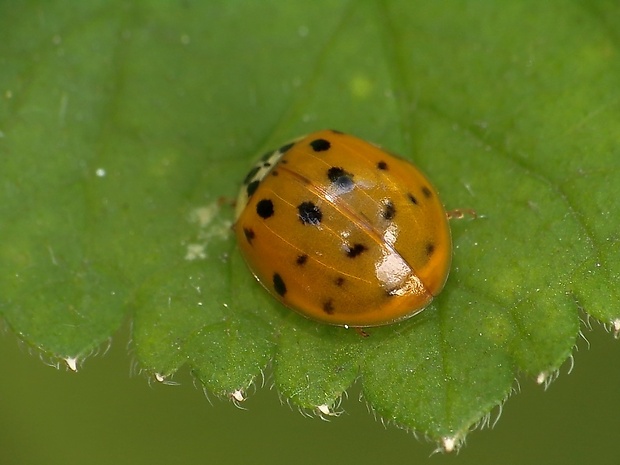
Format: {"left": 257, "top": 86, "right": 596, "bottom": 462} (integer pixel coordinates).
{"left": 234, "top": 130, "right": 451, "bottom": 327}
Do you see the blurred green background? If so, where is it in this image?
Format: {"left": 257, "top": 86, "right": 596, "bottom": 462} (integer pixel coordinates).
{"left": 1, "top": 325, "right": 618, "bottom": 465}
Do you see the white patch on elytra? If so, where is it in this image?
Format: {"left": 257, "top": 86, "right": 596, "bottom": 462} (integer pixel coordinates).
{"left": 382, "top": 221, "right": 399, "bottom": 246}
{"left": 375, "top": 250, "right": 410, "bottom": 289}
{"left": 375, "top": 246, "right": 425, "bottom": 298}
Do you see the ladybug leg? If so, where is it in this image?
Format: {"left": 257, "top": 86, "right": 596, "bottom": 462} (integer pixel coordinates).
{"left": 446, "top": 208, "right": 477, "bottom": 220}
{"left": 354, "top": 327, "right": 370, "bottom": 338}
{"left": 218, "top": 196, "right": 236, "bottom": 208}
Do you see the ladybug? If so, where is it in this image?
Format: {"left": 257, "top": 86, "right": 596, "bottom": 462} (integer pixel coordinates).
{"left": 233, "top": 129, "right": 451, "bottom": 327}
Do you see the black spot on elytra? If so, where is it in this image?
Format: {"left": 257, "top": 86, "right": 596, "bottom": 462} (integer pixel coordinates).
{"left": 327, "top": 167, "right": 354, "bottom": 192}
{"left": 426, "top": 243, "right": 435, "bottom": 256}
{"left": 322, "top": 299, "right": 335, "bottom": 314}
{"left": 310, "top": 138, "right": 331, "bottom": 152}
{"left": 382, "top": 200, "right": 396, "bottom": 220}
{"left": 298, "top": 201, "right": 322, "bottom": 225}
{"left": 345, "top": 243, "right": 367, "bottom": 258}
{"left": 334, "top": 277, "right": 345, "bottom": 287}
{"left": 422, "top": 186, "right": 433, "bottom": 198}
{"left": 408, "top": 193, "right": 418, "bottom": 205}
{"left": 243, "top": 166, "right": 261, "bottom": 185}
{"left": 377, "top": 161, "right": 388, "bottom": 170}
{"left": 246, "top": 180, "right": 260, "bottom": 198}
{"left": 256, "top": 199, "right": 274, "bottom": 219}
{"left": 273, "top": 273, "right": 287, "bottom": 297}
{"left": 243, "top": 228, "right": 255, "bottom": 244}
{"left": 327, "top": 166, "right": 349, "bottom": 182}
{"left": 279, "top": 142, "right": 295, "bottom": 154}
{"left": 296, "top": 254, "right": 308, "bottom": 266}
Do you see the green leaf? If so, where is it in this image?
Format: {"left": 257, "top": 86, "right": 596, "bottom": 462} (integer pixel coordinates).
{"left": 1, "top": 0, "right": 619, "bottom": 450}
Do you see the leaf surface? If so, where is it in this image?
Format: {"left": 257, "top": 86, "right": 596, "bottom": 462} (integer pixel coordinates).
{"left": 1, "top": 0, "right": 619, "bottom": 448}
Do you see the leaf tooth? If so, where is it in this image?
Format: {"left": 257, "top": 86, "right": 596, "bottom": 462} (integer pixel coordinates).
{"left": 230, "top": 389, "right": 247, "bottom": 409}
{"left": 64, "top": 356, "right": 79, "bottom": 372}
